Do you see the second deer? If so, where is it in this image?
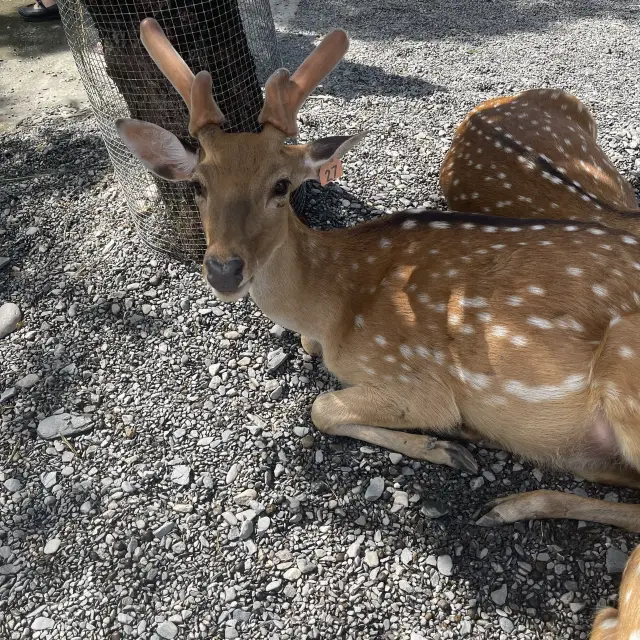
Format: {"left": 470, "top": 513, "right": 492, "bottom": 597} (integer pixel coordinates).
{"left": 116, "top": 19, "right": 640, "bottom": 532}
{"left": 440, "top": 88, "right": 639, "bottom": 226}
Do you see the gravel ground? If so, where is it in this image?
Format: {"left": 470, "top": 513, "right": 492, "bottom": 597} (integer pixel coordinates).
{"left": 2, "top": 2, "right": 640, "bottom": 639}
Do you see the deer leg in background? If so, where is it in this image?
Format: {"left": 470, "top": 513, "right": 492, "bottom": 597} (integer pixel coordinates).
{"left": 590, "top": 545, "right": 640, "bottom": 639}
{"left": 311, "top": 386, "right": 477, "bottom": 473}
{"left": 476, "top": 490, "right": 640, "bottom": 532}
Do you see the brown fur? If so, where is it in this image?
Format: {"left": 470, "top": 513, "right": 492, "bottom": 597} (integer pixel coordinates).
{"left": 440, "top": 89, "right": 638, "bottom": 227}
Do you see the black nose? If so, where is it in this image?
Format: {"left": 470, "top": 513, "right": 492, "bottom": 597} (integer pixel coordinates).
{"left": 205, "top": 256, "right": 244, "bottom": 292}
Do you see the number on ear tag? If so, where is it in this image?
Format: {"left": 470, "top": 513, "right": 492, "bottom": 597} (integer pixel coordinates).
{"left": 319, "top": 158, "right": 343, "bottom": 185}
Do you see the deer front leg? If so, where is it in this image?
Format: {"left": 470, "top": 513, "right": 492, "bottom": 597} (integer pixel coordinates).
{"left": 310, "top": 386, "right": 477, "bottom": 473}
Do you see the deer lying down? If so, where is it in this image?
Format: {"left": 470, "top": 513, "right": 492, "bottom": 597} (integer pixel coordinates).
{"left": 440, "top": 88, "right": 639, "bottom": 228}
{"left": 590, "top": 545, "right": 640, "bottom": 640}
{"left": 116, "top": 19, "right": 640, "bottom": 532}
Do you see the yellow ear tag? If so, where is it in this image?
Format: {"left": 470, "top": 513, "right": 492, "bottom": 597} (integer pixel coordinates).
{"left": 319, "top": 158, "right": 343, "bottom": 185}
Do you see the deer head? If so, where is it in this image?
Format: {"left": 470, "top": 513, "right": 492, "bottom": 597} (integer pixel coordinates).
{"left": 116, "top": 18, "right": 365, "bottom": 301}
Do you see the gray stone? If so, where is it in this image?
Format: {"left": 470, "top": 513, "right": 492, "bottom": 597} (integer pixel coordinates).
{"left": 437, "top": 554, "right": 453, "bottom": 576}
{"left": 491, "top": 584, "right": 508, "bottom": 606}
{"left": 16, "top": 373, "right": 40, "bottom": 389}
{"left": 364, "top": 550, "right": 380, "bottom": 568}
{"left": 606, "top": 547, "right": 629, "bottom": 574}
{"left": 256, "top": 516, "right": 270, "bottom": 533}
{"left": 266, "top": 579, "right": 282, "bottom": 592}
{"left": 499, "top": 618, "right": 514, "bottom": 634}
{"left": 225, "top": 464, "right": 239, "bottom": 484}
{"left": 459, "top": 621, "right": 473, "bottom": 637}
{"left": 31, "top": 617, "right": 55, "bottom": 631}
{"left": 267, "top": 349, "right": 288, "bottom": 372}
{"left": 170, "top": 465, "right": 191, "bottom": 486}
{"left": 234, "top": 489, "right": 257, "bottom": 506}
{"left": 156, "top": 621, "right": 178, "bottom": 639}
{"left": 3, "top": 478, "right": 22, "bottom": 493}
{"left": 0, "top": 387, "right": 16, "bottom": 404}
{"left": 40, "top": 471, "right": 57, "bottom": 489}
{"left": 420, "top": 499, "right": 449, "bottom": 519}
{"left": 239, "top": 520, "right": 254, "bottom": 540}
{"left": 388, "top": 452, "right": 403, "bottom": 465}
{"left": 283, "top": 567, "right": 301, "bottom": 581}
{"left": 401, "top": 548, "right": 413, "bottom": 565}
{"left": 0, "top": 256, "right": 9, "bottom": 270}
{"left": 43, "top": 538, "right": 61, "bottom": 555}
{"left": 37, "top": 413, "right": 94, "bottom": 440}
{"left": 0, "top": 303, "right": 21, "bottom": 339}
{"left": 364, "top": 477, "right": 384, "bottom": 501}
{"left": 154, "top": 522, "right": 176, "bottom": 538}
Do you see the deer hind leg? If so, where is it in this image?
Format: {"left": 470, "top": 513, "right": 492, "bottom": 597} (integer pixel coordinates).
{"left": 479, "top": 313, "right": 640, "bottom": 532}
{"left": 310, "top": 385, "right": 478, "bottom": 473}
{"left": 590, "top": 544, "right": 640, "bottom": 639}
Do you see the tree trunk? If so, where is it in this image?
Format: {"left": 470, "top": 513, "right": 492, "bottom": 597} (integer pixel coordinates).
{"left": 79, "top": 0, "right": 265, "bottom": 261}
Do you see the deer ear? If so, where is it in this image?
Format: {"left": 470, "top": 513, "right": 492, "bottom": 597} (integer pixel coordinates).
{"left": 115, "top": 118, "right": 198, "bottom": 181}
{"left": 303, "top": 132, "right": 367, "bottom": 180}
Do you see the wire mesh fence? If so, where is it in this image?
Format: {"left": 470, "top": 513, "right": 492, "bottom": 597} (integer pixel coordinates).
{"left": 58, "top": 0, "right": 306, "bottom": 263}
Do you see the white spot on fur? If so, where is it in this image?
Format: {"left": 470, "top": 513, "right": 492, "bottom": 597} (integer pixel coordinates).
{"left": 380, "top": 238, "right": 392, "bottom": 248}
{"left": 527, "top": 316, "right": 553, "bottom": 329}
{"left": 483, "top": 226, "right": 498, "bottom": 233}
{"left": 623, "top": 235, "right": 638, "bottom": 245}
{"left": 384, "top": 354, "right": 397, "bottom": 363}
{"left": 477, "top": 312, "right": 492, "bottom": 323}
{"left": 511, "top": 335, "right": 527, "bottom": 347}
{"left": 399, "top": 344, "right": 413, "bottom": 359}
{"left": 506, "top": 296, "right": 523, "bottom": 306}
{"left": 528, "top": 286, "right": 545, "bottom": 296}
{"left": 491, "top": 325, "right": 508, "bottom": 337}
{"left": 592, "top": 285, "right": 608, "bottom": 297}
{"left": 448, "top": 365, "right": 491, "bottom": 390}
{"left": 417, "top": 293, "right": 430, "bottom": 304}
{"left": 430, "top": 221, "right": 450, "bottom": 230}
{"left": 461, "top": 297, "right": 488, "bottom": 308}
{"left": 374, "top": 335, "right": 387, "bottom": 346}
{"left": 619, "top": 346, "right": 634, "bottom": 358}
{"left": 402, "top": 219, "right": 417, "bottom": 230}
{"left": 566, "top": 267, "right": 582, "bottom": 276}
{"left": 355, "top": 315, "right": 365, "bottom": 328}
{"left": 564, "top": 225, "right": 578, "bottom": 231}
{"left": 503, "top": 374, "right": 588, "bottom": 402}
{"left": 531, "top": 225, "right": 545, "bottom": 231}
{"left": 587, "top": 228, "right": 606, "bottom": 235}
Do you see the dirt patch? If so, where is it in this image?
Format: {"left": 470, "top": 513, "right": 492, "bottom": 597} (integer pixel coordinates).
{"left": 0, "top": 0, "right": 88, "bottom": 132}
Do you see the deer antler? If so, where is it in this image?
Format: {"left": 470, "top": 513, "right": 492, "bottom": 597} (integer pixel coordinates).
{"left": 258, "top": 29, "right": 350, "bottom": 138}
{"left": 139, "top": 17, "right": 225, "bottom": 136}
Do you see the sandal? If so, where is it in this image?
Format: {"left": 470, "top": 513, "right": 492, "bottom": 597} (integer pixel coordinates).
{"left": 18, "top": 0, "right": 60, "bottom": 22}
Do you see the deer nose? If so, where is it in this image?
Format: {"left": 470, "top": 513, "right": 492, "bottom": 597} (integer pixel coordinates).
{"left": 205, "top": 256, "right": 244, "bottom": 292}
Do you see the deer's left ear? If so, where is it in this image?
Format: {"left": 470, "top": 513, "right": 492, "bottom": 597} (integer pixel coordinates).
{"left": 302, "top": 132, "right": 367, "bottom": 181}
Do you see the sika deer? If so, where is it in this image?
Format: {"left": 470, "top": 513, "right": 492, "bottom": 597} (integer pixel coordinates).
{"left": 117, "top": 19, "right": 640, "bottom": 532}
{"left": 590, "top": 545, "right": 640, "bottom": 640}
{"left": 440, "top": 89, "right": 639, "bottom": 227}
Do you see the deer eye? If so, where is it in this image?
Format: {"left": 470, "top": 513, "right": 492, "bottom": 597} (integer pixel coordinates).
{"left": 273, "top": 179, "right": 290, "bottom": 197}
{"left": 192, "top": 181, "right": 204, "bottom": 197}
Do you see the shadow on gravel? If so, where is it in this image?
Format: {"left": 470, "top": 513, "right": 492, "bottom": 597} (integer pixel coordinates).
{"left": 291, "top": 432, "right": 633, "bottom": 633}
{"left": 288, "top": 0, "right": 639, "bottom": 43}
{"left": 278, "top": 33, "right": 447, "bottom": 100}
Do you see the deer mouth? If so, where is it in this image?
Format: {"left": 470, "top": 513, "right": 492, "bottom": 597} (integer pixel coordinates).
{"left": 209, "top": 277, "right": 253, "bottom": 303}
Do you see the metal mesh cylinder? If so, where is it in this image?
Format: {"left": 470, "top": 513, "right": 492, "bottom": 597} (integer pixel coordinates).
{"left": 58, "top": 0, "right": 305, "bottom": 264}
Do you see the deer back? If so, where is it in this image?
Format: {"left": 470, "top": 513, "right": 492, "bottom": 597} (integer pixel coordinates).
{"left": 440, "top": 89, "right": 638, "bottom": 230}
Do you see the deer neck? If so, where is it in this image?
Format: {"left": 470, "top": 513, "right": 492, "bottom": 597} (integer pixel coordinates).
{"left": 249, "top": 210, "right": 347, "bottom": 344}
